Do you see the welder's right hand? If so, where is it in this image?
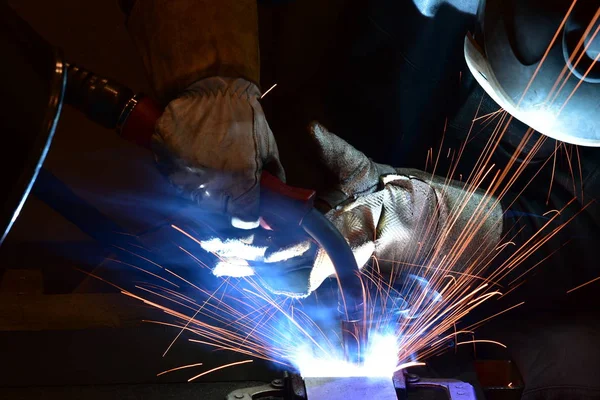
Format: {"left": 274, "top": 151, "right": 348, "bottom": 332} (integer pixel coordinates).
{"left": 153, "top": 77, "right": 285, "bottom": 229}
{"left": 304, "top": 122, "right": 504, "bottom": 294}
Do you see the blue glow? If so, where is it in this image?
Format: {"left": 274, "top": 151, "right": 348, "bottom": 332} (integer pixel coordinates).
{"left": 294, "top": 333, "right": 400, "bottom": 378}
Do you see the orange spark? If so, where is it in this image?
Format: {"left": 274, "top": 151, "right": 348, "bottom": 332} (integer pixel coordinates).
{"left": 260, "top": 83, "right": 278, "bottom": 99}
{"left": 456, "top": 340, "right": 507, "bottom": 349}
{"left": 394, "top": 361, "right": 426, "bottom": 372}
{"left": 567, "top": 276, "right": 600, "bottom": 294}
{"left": 157, "top": 362, "right": 203, "bottom": 376}
{"left": 187, "top": 360, "right": 253, "bottom": 382}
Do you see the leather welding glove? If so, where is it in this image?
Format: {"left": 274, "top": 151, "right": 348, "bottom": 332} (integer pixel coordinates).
{"left": 124, "top": 0, "right": 284, "bottom": 229}
{"left": 153, "top": 78, "right": 284, "bottom": 229}
{"left": 202, "top": 122, "right": 503, "bottom": 297}
{"left": 304, "top": 123, "right": 504, "bottom": 293}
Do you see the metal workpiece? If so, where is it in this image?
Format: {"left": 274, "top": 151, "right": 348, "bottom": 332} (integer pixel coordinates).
{"left": 304, "top": 376, "right": 397, "bottom": 400}
{"left": 223, "top": 374, "right": 398, "bottom": 400}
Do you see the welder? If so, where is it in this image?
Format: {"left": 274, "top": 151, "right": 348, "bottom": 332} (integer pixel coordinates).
{"left": 117, "top": 0, "right": 600, "bottom": 398}
{"left": 117, "top": 0, "right": 503, "bottom": 297}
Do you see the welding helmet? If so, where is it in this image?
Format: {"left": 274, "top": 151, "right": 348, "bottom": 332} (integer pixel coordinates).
{"left": 464, "top": 0, "right": 600, "bottom": 146}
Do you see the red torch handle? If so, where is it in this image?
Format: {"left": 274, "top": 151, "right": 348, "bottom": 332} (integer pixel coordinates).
{"left": 118, "top": 94, "right": 316, "bottom": 207}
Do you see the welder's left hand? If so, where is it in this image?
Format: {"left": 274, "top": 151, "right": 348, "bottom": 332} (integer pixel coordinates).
{"left": 153, "top": 77, "right": 285, "bottom": 229}
{"left": 124, "top": 0, "right": 285, "bottom": 229}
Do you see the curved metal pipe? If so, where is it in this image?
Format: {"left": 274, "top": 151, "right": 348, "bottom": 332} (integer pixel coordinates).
{"left": 0, "top": 3, "right": 66, "bottom": 247}
{"left": 301, "top": 209, "right": 363, "bottom": 318}
{"left": 301, "top": 209, "right": 366, "bottom": 364}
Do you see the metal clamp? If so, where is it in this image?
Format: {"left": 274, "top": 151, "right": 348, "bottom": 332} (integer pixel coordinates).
{"left": 395, "top": 371, "right": 477, "bottom": 400}
{"left": 226, "top": 379, "right": 285, "bottom": 400}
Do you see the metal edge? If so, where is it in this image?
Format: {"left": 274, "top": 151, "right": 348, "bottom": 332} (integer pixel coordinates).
{"left": 115, "top": 93, "right": 143, "bottom": 136}
{"left": 0, "top": 49, "right": 66, "bottom": 246}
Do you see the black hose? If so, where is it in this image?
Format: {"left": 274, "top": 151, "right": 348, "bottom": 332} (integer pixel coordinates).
{"left": 301, "top": 209, "right": 366, "bottom": 363}
{"left": 301, "top": 209, "right": 363, "bottom": 318}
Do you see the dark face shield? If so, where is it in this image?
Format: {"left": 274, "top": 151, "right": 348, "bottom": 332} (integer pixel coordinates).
{"left": 464, "top": 0, "right": 600, "bottom": 147}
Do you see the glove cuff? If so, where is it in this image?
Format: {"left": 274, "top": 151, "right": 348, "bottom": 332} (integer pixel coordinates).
{"left": 309, "top": 122, "right": 395, "bottom": 210}
{"left": 183, "top": 77, "right": 261, "bottom": 100}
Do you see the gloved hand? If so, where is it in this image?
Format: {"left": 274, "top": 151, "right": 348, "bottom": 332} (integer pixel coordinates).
{"left": 199, "top": 122, "right": 503, "bottom": 297}
{"left": 306, "top": 123, "right": 504, "bottom": 293}
{"left": 154, "top": 77, "right": 284, "bottom": 229}
{"left": 123, "top": 0, "right": 284, "bottom": 228}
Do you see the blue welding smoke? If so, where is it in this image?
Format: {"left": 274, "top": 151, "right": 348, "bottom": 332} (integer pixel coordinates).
{"left": 32, "top": 168, "right": 232, "bottom": 293}
{"left": 33, "top": 168, "right": 443, "bottom": 377}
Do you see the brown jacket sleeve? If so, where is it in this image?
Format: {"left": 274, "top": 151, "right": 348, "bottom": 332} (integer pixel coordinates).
{"left": 124, "top": 0, "right": 260, "bottom": 104}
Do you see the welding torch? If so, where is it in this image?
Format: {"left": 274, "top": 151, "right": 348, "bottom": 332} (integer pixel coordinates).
{"left": 64, "top": 64, "right": 367, "bottom": 363}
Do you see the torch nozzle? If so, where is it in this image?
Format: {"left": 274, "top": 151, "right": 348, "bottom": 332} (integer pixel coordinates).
{"left": 341, "top": 319, "right": 367, "bottom": 365}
